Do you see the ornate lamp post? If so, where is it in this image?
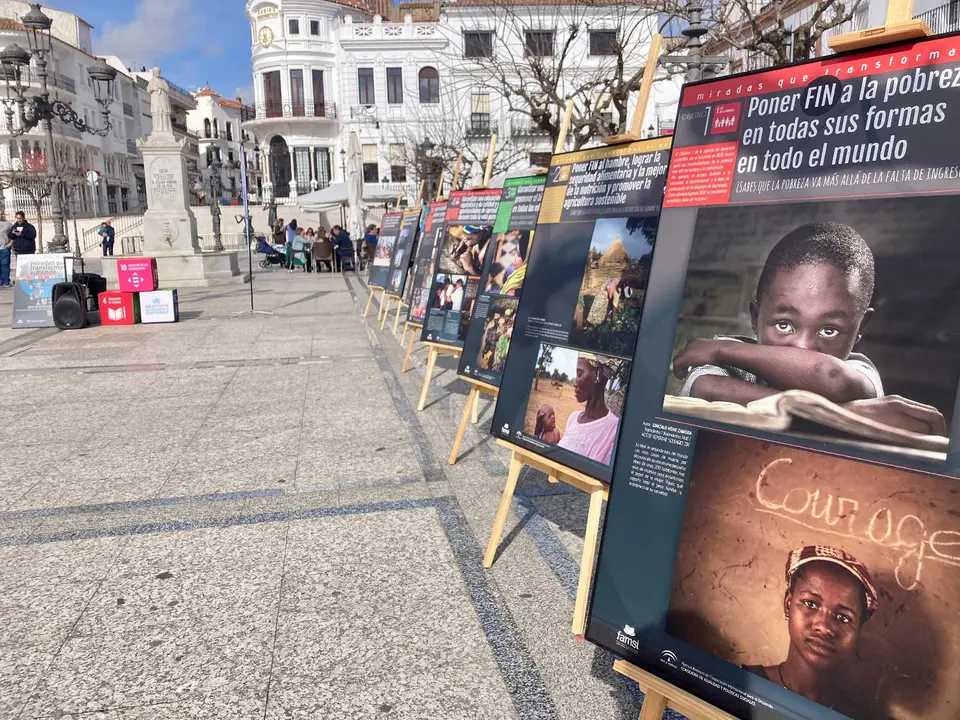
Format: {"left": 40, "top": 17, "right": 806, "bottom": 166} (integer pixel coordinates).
{"left": 0, "top": 3, "right": 117, "bottom": 253}
{"left": 418, "top": 137, "right": 435, "bottom": 197}
{"left": 207, "top": 153, "right": 237, "bottom": 252}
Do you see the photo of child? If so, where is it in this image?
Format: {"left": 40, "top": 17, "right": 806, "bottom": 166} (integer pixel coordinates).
{"left": 485, "top": 230, "right": 532, "bottom": 296}
{"left": 477, "top": 297, "right": 518, "bottom": 373}
{"left": 666, "top": 431, "right": 960, "bottom": 719}
{"left": 522, "top": 343, "right": 630, "bottom": 466}
{"left": 663, "top": 197, "right": 960, "bottom": 461}
{"left": 571, "top": 216, "right": 657, "bottom": 357}
{"left": 438, "top": 225, "right": 492, "bottom": 276}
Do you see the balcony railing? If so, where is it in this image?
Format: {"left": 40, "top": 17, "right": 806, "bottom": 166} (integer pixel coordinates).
{"left": 239, "top": 104, "right": 256, "bottom": 122}
{"left": 52, "top": 71, "right": 75, "bottom": 94}
{"left": 52, "top": 120, "right": 81, "bottom": 139}
{"left": 466, "top": 120, "right": 497, "bottom": 137}
{"left": 509, "top": 119, "right": 550, "bottom": 137}
{"left": 253, "top": 102, "right": 337, "bottom": 120}
{"left": 350, "top": 104, "right": 377, "bottom": 123}
{"left": 126, "top": 139, "right": 138, "bottom": 156}
{"left": 915, "top": 2, "right": 960, "bottom": 33}
{"left": 122, "top": 102, "right": 134, "bottom": 118}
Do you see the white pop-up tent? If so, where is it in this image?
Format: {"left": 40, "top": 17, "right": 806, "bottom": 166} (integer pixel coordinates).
{"left": 295, "top": 183, "right": 399, "bottom": 213}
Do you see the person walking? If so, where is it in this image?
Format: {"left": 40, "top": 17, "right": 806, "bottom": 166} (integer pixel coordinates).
{"left": 8, "top": 211, "right": 36, "bottom": 256}
{"left": 98, "top": 220, "right": 115, "bottom": 256}
{"left": 0, "top": 210, "right": 12, "bottom": 287}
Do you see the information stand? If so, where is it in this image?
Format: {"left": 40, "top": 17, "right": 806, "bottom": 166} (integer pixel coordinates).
{"left": 585, "top": 5, "right": 959, "bottom": 720}
{"left": 612, "top": 661, "right": 735, "bottom": 720}
{"left": 484, "top": 439, "right": 608, "bottom": 637}
{"left": 401, "top": 320, "right": 422, "bottom": 372}
{"left": 363, "top": 286, "right": 385, "bottom": 319}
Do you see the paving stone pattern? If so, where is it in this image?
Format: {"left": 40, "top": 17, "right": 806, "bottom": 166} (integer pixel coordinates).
{"left": 0, "top": 265, "right": 685, "bottom": 720}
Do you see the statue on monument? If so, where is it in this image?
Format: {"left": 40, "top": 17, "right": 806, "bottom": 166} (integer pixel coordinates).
{"left": 147, "top": 66, "right": 173, "bottom": 135}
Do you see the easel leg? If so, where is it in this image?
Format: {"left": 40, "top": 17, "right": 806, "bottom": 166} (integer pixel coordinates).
{"left": 363, "top": 289, "right": 375, "bottom": 318}
{"left": 471, "top": 390, "right": 480, "bottom": 424}
{"left": 448, "top": 385, "right": 479, "bottom": 465}
{"left": 572, "top": 488, "right": 606, "bottom": 637}
{"left": 379, "top": 295, "right": 391, "bottom": 329}
{"left": 400, "top": 323, "right": 409, "bottom": 347}
{"left": 483, "top": 452, "right": 522, "bottom": 568}
{"left": 417, "top": 347, "right": 438, "bottom": 411}
{"left": 393, "top": 302, "right": 403, "bottom": 334}
{"left": 638, "top": 689, "right": 668, "bottom": 720}
{"left": 402, "top": 331, "right": 417, "bottom": 373}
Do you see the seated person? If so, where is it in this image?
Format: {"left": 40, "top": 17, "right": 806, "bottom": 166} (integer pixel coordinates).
{"left": 313, "top": 237, "right": 335, "bottom": 272}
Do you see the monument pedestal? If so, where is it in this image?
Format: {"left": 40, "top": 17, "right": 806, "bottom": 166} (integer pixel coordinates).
{"left": 136, "top": 130, "right": 239, "bottom": 286}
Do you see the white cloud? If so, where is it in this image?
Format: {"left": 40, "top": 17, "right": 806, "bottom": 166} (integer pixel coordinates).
{"left": 95, "top": 0, "right": 200, "bottom": 68}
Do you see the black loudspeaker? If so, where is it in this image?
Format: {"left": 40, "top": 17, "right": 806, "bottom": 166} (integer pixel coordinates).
{"left": 52, "top": 282, "right": 88, "bottom": 329}
{"left": 73, "top": 272, "right": 106, "bottom": 309}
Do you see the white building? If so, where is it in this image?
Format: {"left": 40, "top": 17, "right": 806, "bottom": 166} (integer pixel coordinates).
{"left": 186, "top": 86, "right": 261, "bottom": 203}
{"left": 243, "top": 0, "right": 680, "bottom": 205}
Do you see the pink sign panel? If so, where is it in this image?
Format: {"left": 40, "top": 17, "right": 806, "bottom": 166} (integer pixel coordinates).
{"left": 117, "top": 257, "right": 158, "bottom": 293}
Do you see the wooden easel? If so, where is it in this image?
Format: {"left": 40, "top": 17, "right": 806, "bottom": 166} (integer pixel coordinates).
{"left": 828, "top": 0, "right": 930, "bottom": 51}
{"left": 484, "top": 440, "right": 608, "bottom": 637}
{"left": 380, "top": 294, "right": 403, "bottom": 329}
{"left": 448, "top": 377, "right": 499, "bottom": 464}
{"left": 416, "top": 341, "right": 462, "bottom": 411}
{"left": 363, "top": 285, "right": 385, "bottom": 318}
{"left": 391, "top": 295, "right": 408, "bottom": 334}
{"left": 401, "top": 321, "right": 422, "bottom": 372}
{"left": 613, "top": 661, "right": 736, "bottom": 720}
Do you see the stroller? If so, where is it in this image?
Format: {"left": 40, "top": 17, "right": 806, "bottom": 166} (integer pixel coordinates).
{"left": 257, "top": 236, "right": 288, "bottom": 269}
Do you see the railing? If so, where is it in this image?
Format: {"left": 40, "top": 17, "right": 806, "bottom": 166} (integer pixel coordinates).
{"left": 349, "top": 22, "right": 438, "bottom": 40}
{"left": 915, "top": 1, "right": 960, "bottom": 33}
{"left": 126, "top": 139, "right": 138, "bottom": 156}
{"left": 81, "top": 213, "right": 145, "bottom": 253}
{"left": 466, "top": 120, "right": 498, "bottom": 137}
{"left": 120, "top": 235, "right": 142, "bottom": 255}
{"left": 350, "top": 104, "right": 377, "bottom": 123}
{"left": 198, "top": 232, "right": 248, "bottom": 252}
{"left": 122, "top": 102, "right": 134, "bottom": 118}
{"left": 53, "top": 120, "right": 81, "bottom": 139}
{"left": 253, "top": 102, "right": 337, "bottom": 120}
{"left": 239, "top": 104, "right": 256, "bottom": 123}
{"left": 510, "top": 119, "right": 550, "bottom": 137}
{"left": 52, "top": 71, "right": 75, "bottom": 94}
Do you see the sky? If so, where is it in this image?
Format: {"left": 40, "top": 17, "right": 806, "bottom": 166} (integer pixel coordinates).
{"left": 59, "top": 0, "right": 255, "bottom": 101}
{"left": 589, "top": 217, "right": 654, "bottom": 259}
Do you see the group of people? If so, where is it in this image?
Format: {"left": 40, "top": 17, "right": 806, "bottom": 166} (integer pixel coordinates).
{"left": 433, "top": 277, "right": 465, "bottom": 312}
{"left": 0, "top": 210, "right": 37, "bottom": 288}
{"left": 269, "top": 218, "right": 356, "bottom": 273}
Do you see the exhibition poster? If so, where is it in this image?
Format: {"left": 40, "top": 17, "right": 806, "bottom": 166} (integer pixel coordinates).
{"left": 458, "top": 175, "right": 546, "bottom": 386}
{"left": 419, "top": 188, "right": 501, "bottom": 347}
{"left": 11, "top": 253, "right": 73, "bottom": 328}
{"left": 490, "top": 139, "right": 670, "bottom": 480}
{"left": 368, "top": 211, "right": 402, "bottom": 288}
{"left": 385, "top": 207, "right": 422, "bottom": 298}
{"left": 587, "top": 35, "right": 960, "bottom": 720}
{"left": 405, "top": 201, "right": 448, "bottom": 326}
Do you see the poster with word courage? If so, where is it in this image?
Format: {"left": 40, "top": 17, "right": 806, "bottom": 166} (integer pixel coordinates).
{"left": 420, "top": 189, "right": 501, "bottom": 348}
{"left": 369, "top": 211, "right": 402, "bottom": 288}
{"left": 587, "top": 34, "right": 960, "bottom": 720}
{"left": 458, "top": 175, "right": 545, "bottom": 387}
{"left": 491, "top": 139, "right": 669, "bottom": 481}
{"left": 405, "top": 201, "right": 447, "bottom": 326}
{"left": 385, "top": 207, "right": 422, "bottom": 298}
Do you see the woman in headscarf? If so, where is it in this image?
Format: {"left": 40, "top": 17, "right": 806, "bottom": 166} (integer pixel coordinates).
{"left": 557, "top": 353, "right": 621, "bottom": 465}
{"left": 744, "top": 546, "right": 880, "bottom": 715}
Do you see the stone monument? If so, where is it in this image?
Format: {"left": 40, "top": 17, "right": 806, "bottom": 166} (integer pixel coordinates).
{"left": 121, "top": 67, "right": 240, "bottom": 286}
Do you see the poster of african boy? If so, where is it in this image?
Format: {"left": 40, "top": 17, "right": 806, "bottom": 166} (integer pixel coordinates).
{"left": 666, "top": 431, "right": 960, "bottom": 719}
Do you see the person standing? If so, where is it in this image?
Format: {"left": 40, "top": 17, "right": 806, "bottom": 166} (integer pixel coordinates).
{"left": 285, "top": 219, "right": 299, "bottom": 245}
{"left": 98, "top": 221, "right": 115, "bottom": 256}
{"left": 8, "top": 211, "right": 36, "bottom": 256}
{"left": 0, "top": 210, "right": 12, "bottom": 287}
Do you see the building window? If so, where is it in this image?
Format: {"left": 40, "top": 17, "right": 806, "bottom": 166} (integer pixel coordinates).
{"left": 290, "top": 69, "right": 305, "bottom": 116}
{"left": 390, "top": 143, "right": 406, "bottom": 182}
{"left": 589, "top": 30, "right": 617, "bottom": 56}
{"left": 212, "top": 119, "right": 219, "bottom": 138}
{"left": 203, "top": 118, "right": 211, "bottom": 138}
{"left": 470, "top": 93, "right": 491, "bottom": 134}
{"left": 226, "top": 121, "right": 233, "bottom": 141}
{"left": 294, "top": 147, "right": 310, "bottom": 192}
{"left": 529, "top": 152, "right": 551, "bottom": 168}
{"left": 463, "top": 31, "right": 493, "bottom": 58}
{"left": 263, "top": 71, "right": 282, "bottom": 117}
{"left": 362, "top": 144, "right": 379, "bottom": 183}
{"left": 418, "top": 67, "right": 439, "bottom": 104}
{"left": 358, "top": 68, "right": 375, "bottom": 105}
{"left": 525, "top": 30, "right": 554, "bottom": 57}
{"left": 316, "top": 147, "right": 331, "bottom": 188}
{"left": 288, "top": 18, "right": 299, "bottom": 35}
{"left": 310, "top": 20, "right": 320, "bottom": 35}
{"left": 312, "top": 70, "right": 325, "bottom": 116}
{"left": 228, "top": 150, "right": 235, "bottom": 164}
{"left": 386, "top": 67, "right": 403, "bottom": 105}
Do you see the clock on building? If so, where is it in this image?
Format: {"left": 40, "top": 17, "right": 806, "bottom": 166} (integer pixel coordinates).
{"left": 258, "top": 26, "right": 274, "bottom": 48}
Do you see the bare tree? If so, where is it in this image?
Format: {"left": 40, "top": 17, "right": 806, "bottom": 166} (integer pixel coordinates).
{"left": 0, "top": 166, "right": 50, "bottom": 245}
{"left": 435, "top": 0, "right": 669, "bottom": 151}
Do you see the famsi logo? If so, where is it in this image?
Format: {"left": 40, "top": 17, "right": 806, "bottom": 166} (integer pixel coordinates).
{"left": 616, "top": 625, "right": 639, "bottom": 651}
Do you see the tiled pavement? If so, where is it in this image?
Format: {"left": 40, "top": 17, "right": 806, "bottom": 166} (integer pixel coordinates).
{"left": 0, "top": 265, "right": 672, "bottom": 719}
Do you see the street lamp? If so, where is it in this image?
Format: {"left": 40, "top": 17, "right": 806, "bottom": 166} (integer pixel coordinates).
{"left": 0, "top": 4, "right": 117, "bottom": 253}
{"left": 418, "top": 137, "right": 436, "bottom": 197}
{"left": 339, "top": 147, "right": 346, "bottom": 182}
{"left": 207, "top": 153, "right": 236, "bottom": 252}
